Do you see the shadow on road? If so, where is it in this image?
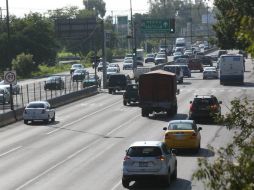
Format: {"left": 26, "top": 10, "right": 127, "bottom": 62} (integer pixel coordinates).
{"left": 148, "top": 113, "right": 188, "bottom": 122}
{"left": 176, "top": 148, "right": 215, "bottom": 158}
{"left": 128, "top": 178, "right": 191, "bottom": 190}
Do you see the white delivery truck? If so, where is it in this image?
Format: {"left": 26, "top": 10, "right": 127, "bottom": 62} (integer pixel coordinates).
{"left": 219, "top": 54, "right": 244, "bottom": 85}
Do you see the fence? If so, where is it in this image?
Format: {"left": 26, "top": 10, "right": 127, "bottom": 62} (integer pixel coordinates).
{"left": 0, "top": 74, "right": 99, "bottom": 114}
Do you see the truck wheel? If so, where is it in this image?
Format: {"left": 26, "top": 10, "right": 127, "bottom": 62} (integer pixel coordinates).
{"left": 141, "top": 109, "right": 149, "bottom": 117}
{"left": 123, "top": 100, "right": 127, "bottom": 106}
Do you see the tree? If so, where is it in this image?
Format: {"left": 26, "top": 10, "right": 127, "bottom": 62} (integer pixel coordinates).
{"left": 213, "top": 0, "right": 254, "bottom": 54}
{"left": 83, "top": 0, "right": 106, "bottom": 18}
{"left": 12, "top": 53, "right": 37, "bottom": 78}
{"left": 192, "top": 98, "right": 254, "bottom": 190}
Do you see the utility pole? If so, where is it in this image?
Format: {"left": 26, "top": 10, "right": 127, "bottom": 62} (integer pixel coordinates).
{"left": 130, "top": 0, "right": 136, "bottom": 73}
{"left": 164, "top": 0, "right": 167, "bottom": 63}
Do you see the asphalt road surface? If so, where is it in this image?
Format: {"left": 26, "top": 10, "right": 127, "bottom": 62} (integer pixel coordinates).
{"left": 0, "top": 53, "right": 253, "bottom": 190}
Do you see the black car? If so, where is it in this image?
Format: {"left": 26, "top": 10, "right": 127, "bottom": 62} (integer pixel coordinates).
{"left": 108, "top": 74, "right": 130, "bottom": 94}
{"left": 189, "top": 95, "right": 222, "bottom": 121}
{"left": 201, "top": 56, "right": 213, "bottom": 66}
{"left": 44, "top": 76, "right": 65, "bottom": 90}
{"left": 82, "top": 74, "right": 101, "bottom": 88}
{"left": 123, "top": 84, "right": 139, "bottom": 105}
{"left": 72, "top": 69, "right": 89, "bottom": 82}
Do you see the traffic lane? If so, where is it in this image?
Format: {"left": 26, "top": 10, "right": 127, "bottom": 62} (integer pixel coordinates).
{"left": 1, "top": 63, "right": 253, "bottom": 189}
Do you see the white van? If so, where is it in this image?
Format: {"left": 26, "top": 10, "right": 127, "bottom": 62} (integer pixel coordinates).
{"left": 219, "top": 54, "right": 244, "bottom": 85}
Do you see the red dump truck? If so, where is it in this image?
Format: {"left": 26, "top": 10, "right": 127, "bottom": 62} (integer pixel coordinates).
{"left": 139, "top": 70, "right": 179, "bottom": 117}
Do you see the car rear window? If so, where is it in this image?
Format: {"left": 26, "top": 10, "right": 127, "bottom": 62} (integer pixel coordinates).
{"left": 27, "top": 103, "right": 45, "bottom": 108}
{"left": 168, "top": 123, "right": 193, "bottom": 130}
{"left": 193, "top": 98, "right": 214, "bottom": 106}
{"left": 127, "top": 147, "right": 162, "bottom": 157}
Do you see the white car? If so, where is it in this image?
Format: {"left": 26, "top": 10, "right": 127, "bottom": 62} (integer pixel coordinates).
{"left": 203, "top": 67, "right": 219, "bottom": 79}
{"left": 122, "top": 141, "right": 177, "bottom": 188}
{"left": 0, "top": 80, "right": 20, "bottom": 95}
{"left": 108, "top": 63, "right": 120, "bottom": 72}
{"left": 123, "top": 59, "right": 133, "bottom": 70}
{"left": 23, "top": 101, "right": 55, "bottom": 124}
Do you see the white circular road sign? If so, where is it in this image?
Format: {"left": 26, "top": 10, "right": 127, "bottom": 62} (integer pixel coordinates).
{"left": 4, "top": 70, "right": 17, "bottom": 84}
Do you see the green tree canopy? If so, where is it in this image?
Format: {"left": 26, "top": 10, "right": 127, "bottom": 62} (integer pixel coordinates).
{"left": 83, "top": 0, "right": 106, "bottom": 18}
{"left": 193, "top": 98, "right": 254, "bottom": 190}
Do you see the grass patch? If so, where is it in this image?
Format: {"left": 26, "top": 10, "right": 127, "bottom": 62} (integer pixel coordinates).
{"left": 31, "top": 61, "right": 92, "bottom": 78}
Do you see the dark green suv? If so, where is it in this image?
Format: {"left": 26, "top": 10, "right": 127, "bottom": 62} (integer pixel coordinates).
{"left": 123, "top": 84, "right": 139, "bottom": 105}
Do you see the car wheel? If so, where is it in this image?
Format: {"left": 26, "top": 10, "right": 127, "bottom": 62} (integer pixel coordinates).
{"left": 24, "top": 120, "right": 28, "bottom": 124}
{"left": 52, "top": 114, "right": 55, "bottom": 122}
{"left": 108, "top": 89, "right": 112, "bottom": 94}
{"left": 123, "top": 100, "right": 127, "bottom": 106}
{"left": 194, "top": 143, "right": 200, "bottom": 154}
{"left": 162, "top": 171, "right": 171, "bottom": 187}
{"left": 141, "top": 108, "right": 149, "bottom": 117}
{"left": 172, "top": 163, "right": 177, "bottom": 180}
{"left": 122, "top": 177, "right": 130, "bottom": 188}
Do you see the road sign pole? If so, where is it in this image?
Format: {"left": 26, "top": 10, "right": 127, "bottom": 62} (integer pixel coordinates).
{"left": 10, "top": 83, "right": 13, "bottom": 110}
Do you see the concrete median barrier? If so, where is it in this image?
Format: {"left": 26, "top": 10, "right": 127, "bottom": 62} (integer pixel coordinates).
{"left": 0, "top": 86, "right": 98, "bottom": 128}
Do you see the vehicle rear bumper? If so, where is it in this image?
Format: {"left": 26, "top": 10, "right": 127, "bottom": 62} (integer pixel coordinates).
{"left": 122, "top": 174, "right": 167, "bottom": 181}
{"left": 220, "top": 75, "right": 244, "bottom": 83}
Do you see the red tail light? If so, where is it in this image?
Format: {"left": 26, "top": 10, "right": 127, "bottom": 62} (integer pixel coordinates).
{"left": 210, "top": 105, "right": 217, "bottom": 110}
{"left": 41, "top": 109, "right": 46, "bottom": 114}
{"left": 156, "top": 155, "right": 165, "bottom": 161}
{"left": 190, "top": 132, "right": 197, "bottom": 139}
{"left": 124, "top": 156, "right": 130, "bottom": 160}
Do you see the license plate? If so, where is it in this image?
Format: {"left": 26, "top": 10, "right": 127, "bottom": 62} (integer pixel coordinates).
{"left": 139, "top": 162, "right": 148, "bottom": 167}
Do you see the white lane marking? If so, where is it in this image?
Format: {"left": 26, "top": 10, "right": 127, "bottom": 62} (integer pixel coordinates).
{"left": 0, "top": 146, "right": 22, "bottom": 158}
{"left": 16, "top": 113, "right": 140, "bottom": 190}
{"left": 111, "top": 181, "right": 121, "bottom": 190}
{"left": 47, "top": 99, "right": 122, "bottom": 135}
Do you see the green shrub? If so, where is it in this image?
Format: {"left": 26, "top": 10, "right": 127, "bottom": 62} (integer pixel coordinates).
{"left": 12, "top": 53, "right": 37, "bottom": 78}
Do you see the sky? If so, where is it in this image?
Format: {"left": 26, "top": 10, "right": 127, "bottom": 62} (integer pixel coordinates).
{"left": 0, "top": 0, "right": 150, "bottom": 18}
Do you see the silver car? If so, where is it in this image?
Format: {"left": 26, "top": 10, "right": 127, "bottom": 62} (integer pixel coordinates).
{"left": 0, "top": 80, "right": 20, "bottom": 95}
{"left": 203, "top": 67, "right": 219, "bottom": 79}
{"left": 0, "top": 87, "right": 10, "bottom": 104}
{"left": 23, "top": 101, "right": 55, "bottom": 124}
{"left": 122, "top": 141, "right": 177, "bottom": 188}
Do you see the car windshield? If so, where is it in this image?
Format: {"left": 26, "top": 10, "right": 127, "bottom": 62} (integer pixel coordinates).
{"left": 124, "top": 59, "right": 133, "bottom": 63}
{"left": 147, "top": 54, "right": 154, "bottom": 58}
{"left": 72, "top": 64, "right": 82, "bottom": 68}
{"left": 127, "top": 147, "right": 162, "bottom": 157}
{"left": 47, "top": 77, "right": 60, "bottom": 81}
{"left": 168, "top": 123, "right": 194, "bottom": 130}
{"left": 107, "top": 68, "right": 117, "bottom": 72}
{"left": 27, "top": 103, "right": 45, "bottom": 108}
{"left": 74, "top": 69, "right": 86, "bottom": 74}
{"left": 156, "top": 54, "right": 165, "bottom": 58}
{"left": 204, "top": 67, "right": 216, "bottom": 71}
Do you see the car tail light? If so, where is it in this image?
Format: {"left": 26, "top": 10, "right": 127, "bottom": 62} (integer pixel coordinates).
{"left": 210, "top": 105, "right": 217, "bottom": 110}
{"left": 190, "top": 132, "right": 197, "bottom": 139}
{"left": 124, "top": 156, "right": 130, "bottom": 160}
{"left": 41, "top": 109, "right": 46, "bottom": 114}
{"left": 156, "top": 155, "right": 165, "bottom": 161}
{"left": 165, "top": 133, "right": 170, "bottom": 139}
{"left": 190, "top": 104, "right": 194, "bottom": 111}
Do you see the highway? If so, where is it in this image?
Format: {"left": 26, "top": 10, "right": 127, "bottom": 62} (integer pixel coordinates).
{"left": 0, "top": 54, "right": 253, "bottom": 190}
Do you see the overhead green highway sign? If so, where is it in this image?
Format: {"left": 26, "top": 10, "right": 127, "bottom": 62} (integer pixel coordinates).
{"left": 141, "top": 19, "right": 175, "bottom": 33}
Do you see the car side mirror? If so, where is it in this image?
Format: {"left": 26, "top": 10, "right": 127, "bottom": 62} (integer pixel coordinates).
{"left": 190, "top": 101, "right": 193, "bottom": 104}
{"left": 219, "top": 101, "right": 222, "bottom": 104}
{"left": 198, "top": 127, "right": 202, "bottom": 131}
{"left": 163, "top": 127, "right": 167, "bottom": 131}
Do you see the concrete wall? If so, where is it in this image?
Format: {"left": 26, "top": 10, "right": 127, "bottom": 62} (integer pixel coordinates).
{"left": 0, "top": 86, "right": 98, "bottom": 128}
